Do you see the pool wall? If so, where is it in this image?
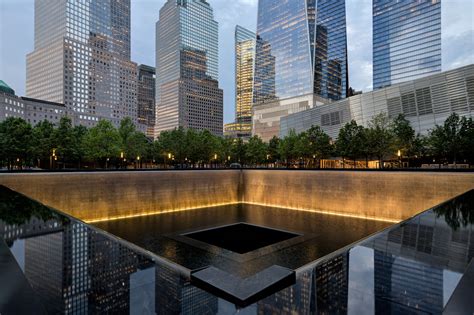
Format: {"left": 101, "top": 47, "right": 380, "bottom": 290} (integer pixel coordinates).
{"left": 0, "top": 170, "right": 473, "bottom": 222}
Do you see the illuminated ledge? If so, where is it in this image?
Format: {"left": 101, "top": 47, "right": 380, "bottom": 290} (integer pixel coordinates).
{"left": 84, "top": 201, "right": 241, "bottom": 223}
{"left": 84, "top": 202, "right": 400, "bottom": 224}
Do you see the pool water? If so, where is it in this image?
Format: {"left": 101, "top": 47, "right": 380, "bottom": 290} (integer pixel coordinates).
{"left": 94, "top": 204, "right": 392, "bottom": 277}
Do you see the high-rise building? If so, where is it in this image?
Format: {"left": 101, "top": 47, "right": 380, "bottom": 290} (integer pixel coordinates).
{"left": 373, "top": 0, "right": 442, "bottom": 90}
{"left": 224, "top": 26, "right": 255, "bottom": 139}
{"left": 137, "top": 65, "right": 156, "bottom": 138}
{"left": 26, "top": 0, "right": 140, "bottom": 129}
{"left": 253, "top": 0, "right": 348, "bottom": 104}
{"left": 251, "top": 0, "right": 347, "bottom": 140}
{"left": 155, "top": 0, "right": 223, "bottom": 137}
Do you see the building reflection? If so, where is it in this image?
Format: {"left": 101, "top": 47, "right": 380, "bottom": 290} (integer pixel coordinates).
{"left": 1, "top": 187, "right": 473, "bottom": 314}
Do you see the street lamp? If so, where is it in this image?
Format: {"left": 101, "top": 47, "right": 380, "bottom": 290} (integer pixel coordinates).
{"left": 397, "top": 150, "right": 401, "bottom": 168}
{"left": 136, "top": 156, "right": 140, "bottom": 169}
{"left": 50, "top": 148, "right": 57, "bottom": 169}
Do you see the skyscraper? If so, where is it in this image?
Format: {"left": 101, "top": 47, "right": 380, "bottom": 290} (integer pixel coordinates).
{"left": 253, "top": 0, "right": 348, "bottom": 104}
{"left": 373, "top": 0, "right": 442, "bottom": 90}
{"left": 155, "top": 0, "right": 223, "bottom": 137}
{"left": 224, "top": 26, "right": 256, "bottom": 139}
{"left": 137, "top": 65, "right": 156, "bottom": 138}
{"left": 26, "top": 0, "right": 139, "bottom": 128}
{"left": 252, "top": 0, "right": 346, "bottom": 140}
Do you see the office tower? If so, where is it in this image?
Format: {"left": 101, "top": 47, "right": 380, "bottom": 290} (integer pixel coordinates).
{"left": 155, "top": 0, "right": 223, "bottom": 137}
{"left": 252, "top": 0, "right": 347, "bottom": 140}
{"left": 373, "top": 0, "right": 442, "bottom": 89}
{"left": 224, "top": 26, "right": 256, "bottom": 139}
{"left": 137, "top": 65, "right": 156, "bottom": 138}
{"left": 26, "top": 0, "right": 139, "bottom": 128}
{"left": 253, "top": 0, "right": 348, "bottom": 104}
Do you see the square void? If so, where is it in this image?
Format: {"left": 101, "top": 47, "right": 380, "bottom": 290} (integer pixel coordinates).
{"left": 184, "top": 223, "right": 299, "bottom": 254}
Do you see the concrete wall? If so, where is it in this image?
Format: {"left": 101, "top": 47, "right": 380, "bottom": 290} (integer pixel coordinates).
{"left": 0, "top": 170, "right": 473, "bottom": 223}
{"left": 242, "top": 170, "right": 474, "bottom": 222}
{"left": 0, "top": 171, "right": 241, "bottom": 222}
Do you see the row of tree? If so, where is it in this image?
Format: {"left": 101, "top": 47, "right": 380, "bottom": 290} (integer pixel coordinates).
{"left": 0, "top": 113, "right": 472, "bottom": 170}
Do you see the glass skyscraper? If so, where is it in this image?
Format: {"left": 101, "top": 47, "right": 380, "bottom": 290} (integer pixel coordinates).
{"left": 373, "top": 0, "right": 442, "bottom": 90}
{"left": 155, "top": 0, "right": 223, "bottom": 136}
{"left": 253, "top": 0, "right": 348, "bottom": 104}
{"left": 26, "top": 0, "right": 139, "bottom": 128}
{"left": 224, "top": 26, "right": 255, "bottom": 139}
{"left": 137, "top": 65, "right": 156, "bottom": 138}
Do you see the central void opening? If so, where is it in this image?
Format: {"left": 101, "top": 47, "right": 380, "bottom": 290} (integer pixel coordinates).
{"left": 184, "top": 223, "right": 299, "bottom": 254}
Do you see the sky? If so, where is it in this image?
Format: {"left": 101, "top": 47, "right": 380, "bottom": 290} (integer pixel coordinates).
{"left": 0, "top": 0, "right": 473, "bottom": 124}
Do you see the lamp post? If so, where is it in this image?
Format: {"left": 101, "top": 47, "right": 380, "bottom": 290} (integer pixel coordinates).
{"left": 50, "top": 148, "right": 56, "bottom": 169}
{"left": 137, "top": 156, "right": 140, "bottom": 169}
{"left": 397, "top": 150, "right": 401, "bottom": 168}
{"left": 213, "top": 153, "right": 218, "bottom": 169}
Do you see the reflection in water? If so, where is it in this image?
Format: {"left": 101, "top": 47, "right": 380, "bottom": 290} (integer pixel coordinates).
{"left": 94, "top": 204, "right": 391, "bottom": 276}
{"left": 0, "top": 186, "right": 473, "bottom": 314}
{"left": 433, "top": 192, "right": 474, "bottom": 230}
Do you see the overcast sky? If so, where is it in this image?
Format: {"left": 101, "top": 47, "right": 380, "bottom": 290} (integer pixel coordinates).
{"left": 1, "top": 0, "right": 473, "bottom": 123}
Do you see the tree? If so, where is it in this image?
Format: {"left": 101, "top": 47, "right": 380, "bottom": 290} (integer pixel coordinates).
{"left": 72, "top": 125, "right": 88, "bottom": 168}
{"left": 246, "top": 135, "right": 267, "bottom": 166}
{"left": 31, "top": 120, "right": 55, "bottom": 167}
{"left": 279, "top": 129, "right": 299, "bottom": 168}
{"left": 118, "top": 117, "right": 136, "bottom": 147}
{"left": 267, "top": 136, "right": 280, "bottom": 164}
{"left": 366, "top": 113, "right": 395, "bottom": 168}
{"left": 392, "top": 114, "right": 416, "bottom": 159}
{"left": 82, "top": 119, "right": 121, "bottom": 166}
{"left": 0, "top": 117, "right": 32, "bottom": 170}
{"left": 294, "top": 132, "right": 311, "bottom": 167}
{"left": 428, "top": 113, "right": 463, "bottom": 164}
{"left": 306, "top": 125, "right": 333, "bottom": 168}
{"left": 335, "top": 120, "right": 365, "bottom": 168}
{"left": 231, "top": 138, "right": 247, "bottom": 165}
{"left": 54, "top": 117, "right": 77, "bottom": 167}
{"left": 459, "top": 117, "right": 474, "bottom": 164}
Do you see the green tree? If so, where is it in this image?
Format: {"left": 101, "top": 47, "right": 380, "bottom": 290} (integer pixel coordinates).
{"left": 267, "top": 136, "right": 280, "bottom": 164}
{"left": 459, "top": 117, "right": 474, "bottom": 164}
{"left": 392, "top": 114, "right": 416, "bottom": 161}
{"left": 82, "top": 119, "right": 121, "bottom": 167}
{"left": 0, "top": 117, "right": 32, "bottom": 170}
{"left": 118, "top": 117, "right": 136, "bottom": 147}
{"left": 31, "top": 120, "right": 55, "bottom": 167}
{"left": 335, "top": 120, "right": 365, "bottom": 168}
{"left": 428, "top": 113, "right": 463, "bottom": 164}
{"left": 231, "top": 137, "right": 247, "bottom": 165}
{"left": 367, "top": 113, "right": 395, "bottom": 168}
{"left": 246, "top": 135, "right": 267, "bottom": 166}
{"left": 279, "top": 129, "right": 299, "bottom": 168}
{"left": 72, "top": 125, "right": 88, "bottom": 168}
{"left": 306, "top": 125, "right": 333, "bottom": 168}
{"left": 54, "top": 117, "right": 77, "bottom": 167}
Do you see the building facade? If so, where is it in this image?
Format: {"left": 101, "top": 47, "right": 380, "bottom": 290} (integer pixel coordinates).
{"left": 253, "top": 94, "right": 329, "bottom": 142}
{"left": 253, "top": 0, "right": 348, "bottom": 104}
{"left": 224, "top": 26, "right": 256, "bottom": 139}
{"left": 280, "top": 64, "right": 474, "bottom": 139}
{"left": 137, "top": 65, "right": 156, "bottom": 138}
{"left": 155, "top": 0, "right": 223, "bottom": 137}
{"left": 373, "top": 0, "right": 442, "bottom": 90}
{"left": 26, "top": 0, "right": 141, "bottom": 129}
{"left": 1, "top": 89, "right": 76, "bottom": 126}
{"left": 251, "top": 0, "right": 347, "bottom": 140}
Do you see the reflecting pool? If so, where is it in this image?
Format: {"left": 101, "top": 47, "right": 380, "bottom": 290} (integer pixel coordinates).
{"left": 93, "top": 204, "right": 392, "bottom": 277}
{"left": 0, "top": 185, "right": 473, "bottom": 314}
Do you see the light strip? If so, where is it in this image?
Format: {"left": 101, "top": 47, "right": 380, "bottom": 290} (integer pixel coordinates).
{"left": 84, "top": 201, "right": 400, "bottom": 224}
{"left": 241, "top": 201, "right": 401, "bottom": 223}
{"left": 84, "top": 202, "right": 241, "bottom": 224}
